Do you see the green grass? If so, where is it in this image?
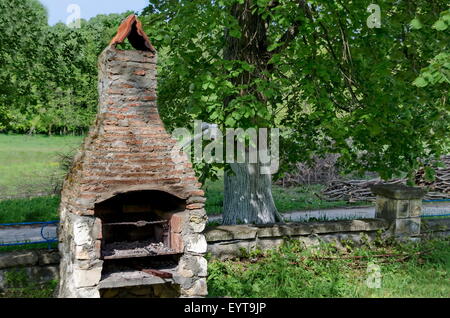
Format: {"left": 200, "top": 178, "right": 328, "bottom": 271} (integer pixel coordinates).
{"left": 3, "top": 238, "right": 448, "bottom": 298}
{"left": 204, "top": 178, "right": 368, "bottom": 216}
{"left": 0, "top": 268, "right": 57, "bottom": 298}
{"left": 0, "top": 134, "right": 83, "bottom": 199}
{"left": 0, "top": 195, "right": 60, "bottom": 224}
{"left": 207, "top": 237, "right": 450, "bottom": 298}
{"left": 0, "top": 242, "right": 58, "bottom": 253}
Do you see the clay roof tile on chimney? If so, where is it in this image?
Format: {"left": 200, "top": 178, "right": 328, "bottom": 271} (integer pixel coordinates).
{"left": 110, "top": 14, "right": 156, "bottom": 53}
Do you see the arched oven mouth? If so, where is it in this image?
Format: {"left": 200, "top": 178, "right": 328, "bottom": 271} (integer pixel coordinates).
{"left": 94, "top": 190, "right": 186, "bottom": 288}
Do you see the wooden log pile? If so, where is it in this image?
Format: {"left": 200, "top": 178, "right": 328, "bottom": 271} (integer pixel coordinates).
{"left": 321, "top": 178, "right": 406, "bottom": 202}
{"left": 322, "top": 155, "right": 450, "bottom": 202}
{"left": 415, "top": 155, "right": 450, "bottom": 200}
{"left": 275, "top": 154, "right": 340, "bottom": 187}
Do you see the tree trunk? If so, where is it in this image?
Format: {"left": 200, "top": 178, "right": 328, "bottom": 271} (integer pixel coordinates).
{"left": 222, "top": 0, "right": 281, "bottom": 225}
{"left": 223, "top": 159, "right": 282, "bottom": 225}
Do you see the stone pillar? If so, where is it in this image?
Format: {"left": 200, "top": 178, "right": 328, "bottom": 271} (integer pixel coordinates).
{"left": 370, "top": 184, "right": 427, "bottom": 241}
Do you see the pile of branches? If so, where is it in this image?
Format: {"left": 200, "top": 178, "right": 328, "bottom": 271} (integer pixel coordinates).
{"left": 321, "top": 178, "right": 406, "bottom": 202}
{"left": 415, "top": 155, "right": 450, "bottom": 200}
{"left": 322, "top": 156, "right": 450, "bottom": 202}
{"left": 276, "top": 154, "right": 340, "bottom": 187}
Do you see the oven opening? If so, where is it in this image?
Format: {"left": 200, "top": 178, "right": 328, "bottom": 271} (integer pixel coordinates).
{"left": 94, "top": 190, "right": 186, "bottom": 291}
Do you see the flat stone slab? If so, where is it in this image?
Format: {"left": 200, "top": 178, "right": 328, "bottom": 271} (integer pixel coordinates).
{"left": 38, "top": 250, "right": 61, "bottom": 265}
{"left": 255, "top": 219, "right": 388, "bottom": 238}
{"left": 205, "top": 225, "right": 258, "bottom": 242}
{"left": 422, "top": 218, "right": 450, "bottom": 232}
{"left": 205, "top": 219, "right": 388, "bottom": 242}
{"left": 0, "top": 249, "right": 60, "bottom": 269}
{"left": 370, "top": 184, "right": 427, "bottom": 200}
{"left": 98, "top": 269, "right": 175, "bottom": 289}
{"left": 0, "top": 250, "right": 39, "bottom": 269}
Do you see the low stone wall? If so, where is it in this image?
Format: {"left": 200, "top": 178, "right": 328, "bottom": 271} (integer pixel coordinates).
{"left": 0, "top": 219, "right": 388, "bottom": 290}
{"left": 205, "top": 219, "right": 389, "bottom": 260}
{"left": 0, "top": 249, "right": 60, "bottom": 292}
{"left": 0, "top": 215, "right": 448, "bottom": 293}
{"left": 422, "top": 218, "right": 450, "bottom": 238}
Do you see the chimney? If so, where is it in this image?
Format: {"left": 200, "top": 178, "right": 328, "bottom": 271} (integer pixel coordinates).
{"left": 57, "top": 15, "right": 208, "bottom": 298}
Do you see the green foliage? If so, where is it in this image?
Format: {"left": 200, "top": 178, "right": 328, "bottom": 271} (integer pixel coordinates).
{"left": 0, "top": 243, "right": 57, "bottom": 253}
{"left": 207, "top": 238, "right": 450, "bottom": 298}
{"left": 432, "top": 10, "right": 450, "bottom": 31}
{"left": 413, "top": 10, "right": 450, "bottom": 88}
{"left": 207, "top": 240, "right": 353, "bottom": 297}
{"left": 0, "top": 0, "right": 48, "bottom": 132}
{"left": 141, "top": 0, "right": 450, "bottom": 182}
{"left": 0, "top": 195, "right": 60, "bottom": 223}
{"left": 1, "top": 268, "right": 57, "bottom": 298}
{"left": 0, "top": 0, "right": 132, "bottom": 134}
{"left": 0, "top": 0, "right": 447, "bottom": 184}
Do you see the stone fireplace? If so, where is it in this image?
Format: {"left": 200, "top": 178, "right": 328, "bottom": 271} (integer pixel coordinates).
{"left": 57, "top": 15, "right": 208, "bottom": 298}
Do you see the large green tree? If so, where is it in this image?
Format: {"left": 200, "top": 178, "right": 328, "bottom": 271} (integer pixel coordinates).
{"left": 412, "top": 9, "right": 450, "bottom": 89}
{"left": 142, "top": 0, "right": 449, "bottom": 225}
{"left": 32, "top": 13, "right": 134, "bottom": 135}
{"left": 0, "top": 0, "right": 133, "bottom": 134}
{"left": 0, "top": 0, "right": 48, "bottom": 131}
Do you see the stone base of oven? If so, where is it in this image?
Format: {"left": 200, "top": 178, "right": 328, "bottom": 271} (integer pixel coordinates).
{"left": 57, "top": 264, "right": 208, "bottom": 298}
{"left": 100, "top": 283, "right": 181, "bottom": 298}
{"left": 59, "top": 279, "right": 208, "bottom": 298}
{"left": 58, "top": 210, "right": 208, "bottom": 298}
{"left": 98, "top": 268, "right": 177, "bottom": 289}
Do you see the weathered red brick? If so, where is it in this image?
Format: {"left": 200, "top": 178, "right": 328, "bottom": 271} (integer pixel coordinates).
{"left": 170, "top": 233, "right": 184, "bottom": 253}
{"left": 107, "top": 89, "right": 124, "bottom": 95}
{"left": 170, "top": 214, "right": 185, "bottom": 234}
{"left": 120, "top": 83, "right": 135, "bottom": 89}
{"left": 190, "top": 190, "right": 205, "bottom": 197}
{"left": 186, "top": 203, "right": 205, "bottom": 210}
{"left": 134, "top": 70, "right": 146, "bottom": 76}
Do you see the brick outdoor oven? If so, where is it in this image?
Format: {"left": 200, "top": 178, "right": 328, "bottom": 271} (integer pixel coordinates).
{"left": 57, "top": 15, "right": 208, "bottom": 298}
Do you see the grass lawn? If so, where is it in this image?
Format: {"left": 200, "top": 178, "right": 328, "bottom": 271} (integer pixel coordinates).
{"left": 0, "top": 195, "right": 60, "bottom": 224}
{"left": 207, "top": 238, "right": 450, "bottom": 298}
{"left": 0, "top": 242, "right": 58, "bottom": 253}
{"left": 0, "top": 267, "right": 57, "bottom": 298}
{"left": 0, "top": 134, "right": 83, "bottom": 199}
